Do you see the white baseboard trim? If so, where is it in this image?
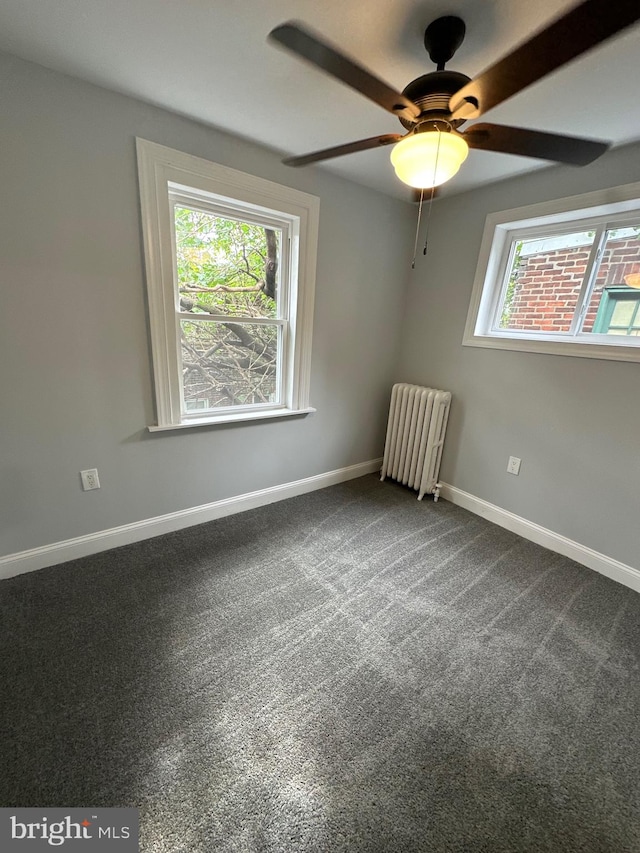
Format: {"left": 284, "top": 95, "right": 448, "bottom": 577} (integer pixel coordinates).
{"left": 439, "top": 483, "right": 640, "bottom": 594}
{"left": 0, "top": 459, "right": 383, "bottom": 581}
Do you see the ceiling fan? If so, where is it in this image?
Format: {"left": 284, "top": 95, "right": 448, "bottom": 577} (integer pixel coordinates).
{"left": 268, "top": 0, "right": 640, "bottom": 190}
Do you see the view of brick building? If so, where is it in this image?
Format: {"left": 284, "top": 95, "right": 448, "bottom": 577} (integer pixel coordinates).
{"left": 502, "top": 229, "right": 640, "bottom": 333}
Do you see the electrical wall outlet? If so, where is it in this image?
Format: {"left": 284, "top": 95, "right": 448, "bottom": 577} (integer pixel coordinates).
{"left": 507, "top": 456, "right": 521, "bottom": 476}
{"left": 80, "top": 468, "right": 101, "bottom": 491}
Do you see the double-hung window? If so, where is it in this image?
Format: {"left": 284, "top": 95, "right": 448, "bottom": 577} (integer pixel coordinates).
{"left": 136, "top": 139, "right": 319, "bottom": 429}
{"left": 464, "top": 182, "right": 640, "bottom": 362}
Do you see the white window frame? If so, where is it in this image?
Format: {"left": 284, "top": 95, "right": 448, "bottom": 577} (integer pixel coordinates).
{"left": 463, "top": 181, "right": 640, "bottom": 363}
{"left": 136, "top": 139, "right": 319, "bottom": 430}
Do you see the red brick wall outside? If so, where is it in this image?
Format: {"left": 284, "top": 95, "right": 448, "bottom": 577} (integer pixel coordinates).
{"left": 504, "top": 237, "right": 640, "bottom": 332}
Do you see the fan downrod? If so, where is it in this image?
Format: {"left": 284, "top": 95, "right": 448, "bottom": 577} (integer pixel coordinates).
{"left": 424, "top": 16, "right": 466, "bottom": 70}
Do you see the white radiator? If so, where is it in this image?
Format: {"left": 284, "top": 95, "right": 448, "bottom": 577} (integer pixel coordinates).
{"left": 380, "top": 383, "right": 451, "bottom": 501}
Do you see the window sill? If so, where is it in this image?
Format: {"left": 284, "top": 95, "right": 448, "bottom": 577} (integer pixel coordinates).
{"left": 463, "top": 333, "right": 640, "bottom": 363}
{"left": 148, "top": 406, "right": 316, "bottom": 432}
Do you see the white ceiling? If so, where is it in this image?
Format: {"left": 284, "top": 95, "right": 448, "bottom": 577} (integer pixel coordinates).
{"left": 1, "top": 0, "right": 639, "bottom": 200}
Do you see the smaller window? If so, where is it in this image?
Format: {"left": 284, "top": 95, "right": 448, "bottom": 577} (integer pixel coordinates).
{"left": 464, "top": 182, "right": 640, "bottom": 362}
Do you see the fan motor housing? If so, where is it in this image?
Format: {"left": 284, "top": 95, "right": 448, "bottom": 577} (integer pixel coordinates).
{"left": 400, "top": 70, "right": 471, "bottom": 130}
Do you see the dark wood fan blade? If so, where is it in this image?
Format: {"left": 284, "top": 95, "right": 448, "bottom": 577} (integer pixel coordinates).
{"left": 450, "top": 0, "right": 640, "bottom": 120}
{"left": 269, "top": 23, "right": 420, "bottom": 123}
{"left": 283, "top": 134, "right": 403, "bottom": 167}
{"left": 463, "top": 123, "right": 609, "bottom": 165}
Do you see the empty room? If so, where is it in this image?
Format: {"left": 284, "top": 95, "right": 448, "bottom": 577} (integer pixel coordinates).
{"left": 1, "top": 0, "right": 639, "bottom": 850}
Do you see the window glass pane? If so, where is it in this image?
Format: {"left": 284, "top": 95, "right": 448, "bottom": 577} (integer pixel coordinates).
{"left": 174, "top": 206, "right": 280, "bottom": 319}
{"left": 605, "top": 298, "right": 640, "bottom": 335}
{"left": 180, "top": 319, "right": 280, "bottom": 410}
{"left": 498, "top": 231, "right": 595, "bottom": 332}
{"left": 610, "top": 299, "right": 636, "bottom": 326}
{"left": 582, "top": 225, "right": 640, "bottom": 333}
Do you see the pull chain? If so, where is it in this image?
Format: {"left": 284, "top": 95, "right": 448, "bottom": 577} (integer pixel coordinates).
{"left": 422, "top": 184, "right": 436, "bottom": 256}
{"left": 411, "top": 126, "right": 441, "bottom": 267}
{"left": 423, "top": 128, "right": 441, "bottom": 257}
{"left": 411, "top": 188, "right": 425, "bottom": 269}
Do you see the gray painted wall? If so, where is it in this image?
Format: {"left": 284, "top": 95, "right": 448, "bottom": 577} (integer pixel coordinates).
{"left": 397, "top": 142, "right": 640, "bottom": 569}
{"left": 0, "top": 51, "right": 414, "bottom": 556}
{"left": 3, "top": 47, "right": 637, "bottom": 572}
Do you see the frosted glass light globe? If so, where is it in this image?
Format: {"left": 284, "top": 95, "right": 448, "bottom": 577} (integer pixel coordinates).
{"left": 390, "top": 132, "right": 469, "bottom": 189}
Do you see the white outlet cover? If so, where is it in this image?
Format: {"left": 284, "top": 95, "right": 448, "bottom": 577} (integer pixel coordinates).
{"left": 80, "top": 468, "right": 101, "bottom": 490}
{"left": 507, "top": 456, "right": 522, "bottom": 476}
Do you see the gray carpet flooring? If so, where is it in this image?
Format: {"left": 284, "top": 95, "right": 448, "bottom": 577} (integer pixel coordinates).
{"left": 1, "top": 474, "right": 639, "bottom": 852}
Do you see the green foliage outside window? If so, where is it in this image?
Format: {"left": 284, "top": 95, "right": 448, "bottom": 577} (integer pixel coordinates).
{"left": 499, "top": 240, "right": 523, "bottom": 329}
{"left": 173, "top": 206, "right": 282, "bottom": 410}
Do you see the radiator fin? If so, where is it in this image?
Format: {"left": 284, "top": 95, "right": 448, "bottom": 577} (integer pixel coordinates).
{"left": 380, "top": 383, "right": 451, "bottom": 500}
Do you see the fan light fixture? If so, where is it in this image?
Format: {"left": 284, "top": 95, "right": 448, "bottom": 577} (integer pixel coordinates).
{"left": 390, "top": 130, "right": 469, "bottom": 189}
